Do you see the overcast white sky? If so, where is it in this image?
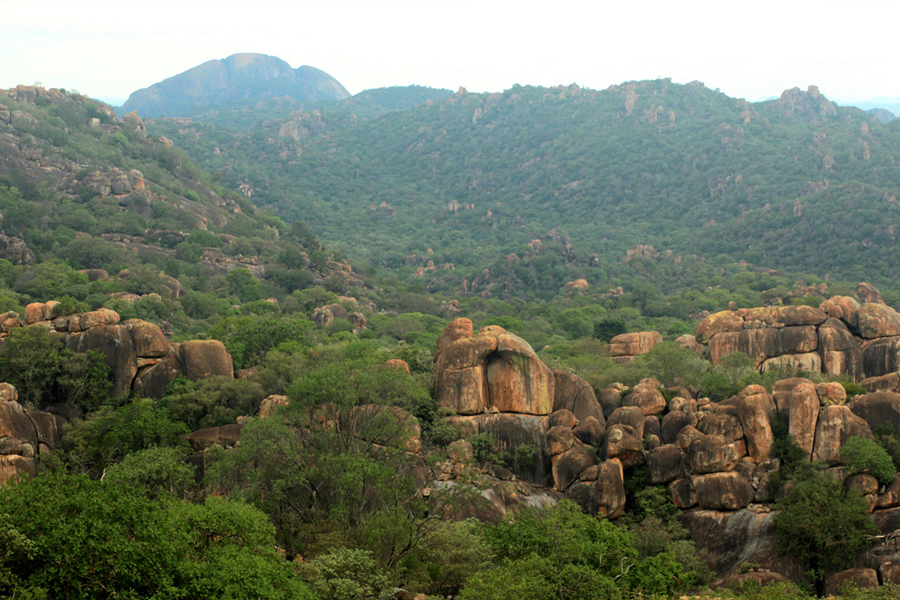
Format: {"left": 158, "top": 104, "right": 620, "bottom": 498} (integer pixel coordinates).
{"left": 2, "top": 0, "right": 898, "bottom": 105}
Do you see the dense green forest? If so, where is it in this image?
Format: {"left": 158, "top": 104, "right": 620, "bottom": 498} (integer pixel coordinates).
{"left": 148, "top": 80, "right": 900, "bottom": 299}
{"left": 1, "top": 86, "right": 900, "bottom": 599}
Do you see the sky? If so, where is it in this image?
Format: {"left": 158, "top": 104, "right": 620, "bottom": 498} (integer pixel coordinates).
{"left": 2, "top": 0, "right": 899, "bottom": 106}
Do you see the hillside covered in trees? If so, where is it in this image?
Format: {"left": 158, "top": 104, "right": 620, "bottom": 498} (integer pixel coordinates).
{"left": 1, "top": 81, "right": 900, "bottom": 600}
{"left": 147, "top": 79, "right": 900, "bottom": 300}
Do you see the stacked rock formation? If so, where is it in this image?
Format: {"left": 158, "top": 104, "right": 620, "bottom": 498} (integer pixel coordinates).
{"left": 694, "top": 283, "right": 900, "bottom": 387}
{"left": 434, "top": 318, "right": 622, "bottom": 514}
{"left": 3, "top": 302, "right": 233, "bottom": 398}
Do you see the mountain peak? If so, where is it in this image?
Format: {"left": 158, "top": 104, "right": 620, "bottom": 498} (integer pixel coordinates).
{"left": 121, "top": 53, "right": 350, "bottom": 117}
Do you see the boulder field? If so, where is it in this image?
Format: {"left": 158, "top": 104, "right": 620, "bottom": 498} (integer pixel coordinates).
{"left": 427, "top": 316, "right": 900, "bottom": 585}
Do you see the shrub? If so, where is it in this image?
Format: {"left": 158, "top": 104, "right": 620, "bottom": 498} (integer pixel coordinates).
{"left": 841, "top": 435, "right": 896, "bottom": 485}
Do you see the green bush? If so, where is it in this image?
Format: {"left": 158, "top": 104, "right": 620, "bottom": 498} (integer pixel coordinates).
{"left": 841, "top": 435, "right": 896, "bottom": 485}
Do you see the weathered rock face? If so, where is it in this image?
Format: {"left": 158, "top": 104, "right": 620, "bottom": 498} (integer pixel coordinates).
{"left": 680, "top": 510, "right": 805, "bottom": 581}
{"left": 863, "top": 337, "right": 900, "bottom": 378}
{"left": 566, "top": 459, "right": 625, "bottom": 518}
{"left": 818, "top": 318, "right": 865, "bottom": 380}
{"left": 736, "top": 393, "right": 775, "bottom": 463}
{"left": 0, "top": 387, "right": 61, "bottom": 485}
{"left": 812, "top": 405, "right": 874, "bottom": 464}
{"left": 693, "top": 472, "right": 754, "bottom": 510}
{"left": 180, "top": 340, "right": 233, "bottom": 382}
{"left": 786, "top": 382, "right": 819, "bottom": 459}
{"left": 447, "top": 413, "right": 552, "bottom": 486}
{"left": 435, "top": 322, "right": 553, "bottom": 416}
{"left": 850, "top": 392, "right": 900, "bottom": 436}
{"left": 187, "top": 423, "right": 243, "bottom": 452}
{"left": 689, "top": 435, "right": 739, "bottom": 474}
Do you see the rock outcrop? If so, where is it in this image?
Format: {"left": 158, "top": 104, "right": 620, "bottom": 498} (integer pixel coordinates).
{"left": 695, "top": 284, "right": 900, "bottom": 383}
{"left": 6, "top": 303, "right": 233, "bottom": 399}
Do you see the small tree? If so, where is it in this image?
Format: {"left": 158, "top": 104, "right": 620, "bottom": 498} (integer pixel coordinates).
{"left": 841, "top": 435, "right": 896, "bottom": 485}
{"left": 773, "top": 470, "right": 877, "bottom": 593}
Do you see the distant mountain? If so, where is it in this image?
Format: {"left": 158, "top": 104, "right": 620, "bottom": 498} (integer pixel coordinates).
{"left": 834, "top": 97, "right": 899, "bottom": 121}
{"left": 121, "top": 53, "right": 350, "bottom": 117}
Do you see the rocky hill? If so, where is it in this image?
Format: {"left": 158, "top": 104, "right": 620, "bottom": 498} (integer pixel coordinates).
{"left": 121, "top": 53, "right": 351, "bottom": 117}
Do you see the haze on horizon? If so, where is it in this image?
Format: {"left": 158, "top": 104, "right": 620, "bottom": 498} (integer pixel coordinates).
{"left": 2, "top": 0, "right": 899, "bottom": 107}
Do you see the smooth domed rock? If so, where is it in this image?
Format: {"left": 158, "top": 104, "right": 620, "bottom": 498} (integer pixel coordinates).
{"left": 435, "top": 317, "right": 474, "bottom": 351}
{"left": 693, "top": 472, "right": 754, "bottom": 510}
{"left": 696, "top": 310, "right": 744, "bottom": 344}
{"left": 845, "top": 473, "right": 879, "bottom": 495}
{"left": 676, "top": 425, "right": 705, "bottom": 451}
{"left": 857, "top": 303, "right": 900, "bottom": 339}
{"left": 647, "top": 444, "right": 686, "bottom": 484}
{"left": 552, "top": 370, "right": 605, "bottom": 423}
{"left": 602, "top": 424, "right": 644, "bottom": 468}
{"left": 548, "top": 408, "right": 577, "bottom": 430}
{"left": 607, "top": 406, "right": 646, "bottom": 439}
{"left": 824, "top": 568, "right": 878, "bottom": 597}
{"left": 435, "top": 324, "right": 554, "bottom": 416}
{"left": 0, "top": 383, "right": 18, "bottom": 402}
{"left": 643, "top": 415, "right": 661, "bottom": 439}
{"left": 180, "top": 339, "right": 233, "bottom": 382}
{"left": 573, "top": 416, "right": 605, "bottom": 446}
{"left": 188, "top": 423, "right": 243, "bottom": 452}
{"left": 596, "top": 387, "right": 622, "bottom": 418}
{"left": 857, "top": 282, "right": 884, "bottom": 305}
{"left": 661, "top": 410, "right": 698, "bottom": 445}
{"left": 383, "top": 359, "right": 411, "bottom": 374}
{"left": 722, "top": 571, "right": 792, "bottom": 590}
{"left": 820, "top": 295, "right": 860, "bottom": 332}
{"left": 689, "top": 435, "right": 739, "bottom": 474}
{"left": 125, "top": 319, "right": 171, "bottom": 358}
{"left": 609, "top": 331, "right": 662, "bottom": 359}
{"left": 815, "top": 381, "right": 847, "bottom": 405}
{"left": 861, "top": 372, "right": 900, "bottom": 394}
{"left": 623, "top": 385, "right": 666, "bottom": 416}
